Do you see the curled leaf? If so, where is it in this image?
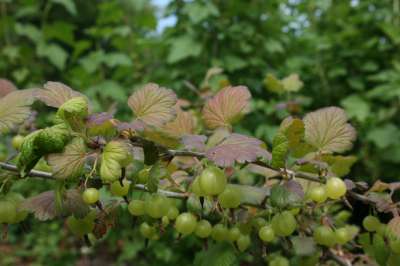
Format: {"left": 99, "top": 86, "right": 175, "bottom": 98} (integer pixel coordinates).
{"left": 202, "top": 86, "right": 251, "bottom": 129}
{"left": 100, "top": 140, "right": 131, "bottom": 182}
{"left": 34, "top": 81, "right": 85, "bottom": 108}
{"left": 17, "top": 130, "right": 43, "bottom": 177}
{"left": 304, "top": 107, "right": 356, "bottom": 153}
{"left": 57, "top": 97, "right": 89, "bottom": 130}
{"left": 36, "top": 123, "right": 71, "bottom": 154}
{"left": 206, "top": 133, "right": 270, "bottom": 167}
{"left": 47, "top": 137, "right": 87, "bottom": 179}
{"left": 0, "top": 89, "right": 36, "bottom": 133}
{"left": 128, "top": 83, "right": 177, "bottom": 126}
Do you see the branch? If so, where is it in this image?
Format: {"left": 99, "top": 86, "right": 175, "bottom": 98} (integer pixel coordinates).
{"left": 0, "top": 162, "right": 187, "bottom": 199}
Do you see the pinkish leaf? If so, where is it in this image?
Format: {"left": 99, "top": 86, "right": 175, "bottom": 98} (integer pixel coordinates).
{"left": 0, "top": 78, "right": 17, "bottom": 97}
{"left": 163, "top": 109, "right": 195, "bottom": 137}
{"left": 182, "top": 134, "right": 207, "bottom": 152}
{"left": 206, "top": 133, "right": 270, "bottom": 167}
{"left": 202, "top": 86, "right": 251, "bottom": 129}
{"left": 128, "top": 83, "right": 177, "bottom": 126}
{"left": 34, "top": 81, "right": 85, "bottom": 108}
{"left": 21, "top": 189, "right": 89, "bottom": 221}
{"left": 117, "top": 120, "right": 145, "bottom": 132}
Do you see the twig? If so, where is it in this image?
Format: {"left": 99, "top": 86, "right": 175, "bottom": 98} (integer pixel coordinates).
{"left": 326, "top": 249, "right": 352, "bottom": 266}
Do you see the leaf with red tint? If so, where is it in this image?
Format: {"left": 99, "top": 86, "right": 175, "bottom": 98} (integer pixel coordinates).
{"left": 117, "top": 120, "right": 145, "bottom": 132}
{"left": 206, "top": 133, "right": 270, "bottom": 167}
{"left": 163, "top": 109, "right": 195, "bottom": 137}
{"left": 128, "top": 83, "right": 177, "bottom": 126}
{"left": 0, "top": 78, "right": 17, "bottom": 97}
{"left": 21, "top": 189, "right": 89, "bottom": 221}
{"left": 202, "top": 86, "right": 251, "bottom": 129}
{"left": 35, "top": 81, "right": 86, "bottom": 108}
{"left": 181, "top": 134, "right": 207, "bottom": 152}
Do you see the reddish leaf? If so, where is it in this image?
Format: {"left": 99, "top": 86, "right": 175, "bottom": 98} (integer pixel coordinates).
{"left": 181, "top": 134, "right": 207, "bottom": 152}
{"left": 163, "top": 109, "right": 195, "bottom": 137}
{"left": 202, "top": 86, "right": 251, "bottom": 129}
{"left": 128, "top": 83, "right": 177, "bottom": 126}
{"left": 0, "top": 78, "right": 17, "bottom": 97}
{"left": 35, "top": 81, "right": 86, "bottom": 108}
{"left": 21, "top": 189, "right": 89, "bottom": 221}
{"left": 206, "top": 133, "right": 270, "bottom": 167}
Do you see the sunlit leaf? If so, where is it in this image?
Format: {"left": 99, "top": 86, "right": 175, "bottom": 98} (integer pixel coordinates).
{"left": 128, "top": 83, "right": 177, "bottom": 127}
{"left": 281, "top": 74, "right": 303, "bottom": 92}
{"left": 0, "top": 89, "right": 36, "bottom": 133}
{"left": 264, "top": 74, "right": 284, "bottom": 94}
{"left": 202, "top": 86, "right": 251, "bottom": 129}
{"left": 303, "top": 107, "right": 356, "bottom": 153}
{"left": 206, "top": 133, "right": 270, "bottom": 167}
{"left": 47, "top": 137, "right": 87, "bottom": 179}
{"left": 35, "top": 81, "right": 85, "bottom": 108}
{"left": 0, "top": 78, "right": 17, "bottom": 97}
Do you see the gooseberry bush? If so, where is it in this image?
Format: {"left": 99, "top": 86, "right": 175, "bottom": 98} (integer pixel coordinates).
{"left": 1, "top": 80, "right": 400, "bottom": 265}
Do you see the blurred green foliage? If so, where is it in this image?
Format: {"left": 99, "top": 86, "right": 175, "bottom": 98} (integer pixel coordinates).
{"left": 1, "top": 0, "right": 400, "bottom": 265}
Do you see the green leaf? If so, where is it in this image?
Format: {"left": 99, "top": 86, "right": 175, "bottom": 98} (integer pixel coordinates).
{"left": 281, "top": 74, "right": 303, "bottom": 92}
{"left": 0, "top": 89, "right": 36, "bottom": 134}
{"left": 17, "top": 130, "right": 43, "bottom": 177}
{"left": 104, "top": 52, "right": 133, "bottom": 68}
{"left": 36, "top": 123, "right": 71, "bottom": 154}
{"left": 264, "top": 74, "right": 284, "bottom": 94}
{"left": 128, "top": 83, "right": 177, "bottom": 127}
{"left": 321, "top": 155, "right": 357, "bottom": 177}
{"left": 47, "top": 137, "right": 87, "bottom": 179}
{"left": 303, "top": 107, "right": 356, "bottom": 154}
{"left": 291, "top": 236, "right": 316, "bottom": 256}
{"left": 147, "top": 162, "right": 167, "bottom": 193}
{"left": 202, "top": 86, "right": 251, "bottom": 129}
{"left": 229, "top": 184, "right": 269, "bottom": 206}
{"left": 100, "top": 140, "right": 131, "bottom": 182}
{"left": 51, "top": 0, "right": 77, "bottom": 15}
{"left": 367, "top": 124, "right": 400, "bottom": 149}
{"left": 183, "top": 1, "right": 219, "bottom": 24}
{"left": 57, "top": 97, "right": 89, "bottom": 131}
{"left": 167, "top": 36, "right": 202, "bottom": 63}
{"left": 194, "top": 242, "right": 238, "bottom": 266}
{"left": 279, "top": 117, "right": 305, "bottom": 149}
{"left": 36, "top": 42, "right": 68, "bottom": 70}
{"left": 14, "top": 23, "right": 42, "bottom": 43}
{"left": 341, "top": 95, "right": 370, "bottom": 123}
{"left": 271, "top": 132, "right": 289, "bottom": 169}
{"left": 269, "top": 184, "right": 300, "bottom": 209}
{"left": 142, "top": 141, "right": 159, "bottom": 165}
